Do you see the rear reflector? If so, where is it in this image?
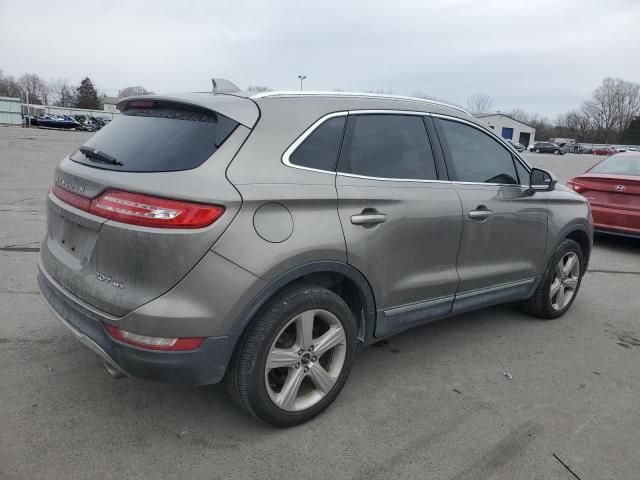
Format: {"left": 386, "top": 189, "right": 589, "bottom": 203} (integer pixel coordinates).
{"left": 104, "top": 323, "right": 205, "bottom": 351}
{"left": 52, "top": 186, "right": 224, "bottom": 228}
{"left": 52, "top": 184, "right": 91, "bottom": 211}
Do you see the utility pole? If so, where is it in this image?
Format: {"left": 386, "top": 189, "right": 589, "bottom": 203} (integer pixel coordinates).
{"left": 297, "top": 75, "right": 307, "bottom": 91}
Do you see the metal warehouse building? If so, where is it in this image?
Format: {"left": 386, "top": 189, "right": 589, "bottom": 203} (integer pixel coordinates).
{"left": 475, "top": 113, "right": 536, "bottom": 148}
{"left": 0, "top": 96, "right": 23, "bottom": 125}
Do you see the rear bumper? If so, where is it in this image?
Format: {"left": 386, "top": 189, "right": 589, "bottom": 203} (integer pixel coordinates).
{"left": 592, "top": 205, "right": 640, "bottom": 238}
{"left": 38, "top": 260, "right": 234, "bottom": 385}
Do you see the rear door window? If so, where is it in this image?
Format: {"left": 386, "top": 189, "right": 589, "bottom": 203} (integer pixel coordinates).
{"left": 70, "top": 101, "right": 239, "bottom": 172}
{"left": 437, "top": 119, "right": 518, "bottom": 185}
{"left": 337, "top": 114, "right": 438, "bottom": 180}
{"left": 289, "top": 116, "right": 346, "bottom": 171}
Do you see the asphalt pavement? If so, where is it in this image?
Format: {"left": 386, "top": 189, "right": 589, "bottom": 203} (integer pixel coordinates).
{"left": 1, "top": 127, "right": 639, "bottom": 480}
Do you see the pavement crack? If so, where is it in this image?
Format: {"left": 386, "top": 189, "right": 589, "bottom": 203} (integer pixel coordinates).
{"left": 588, "top": 269, "right": 640, "bottom": 276}
{"left": 552, "top": 453, "right": 583, "bottom": 480}
{"left": 0, "top": 290, "right": 40, "bottom": 295}
{"left": 0, "top": 246, "right": 40, "bottom": 252}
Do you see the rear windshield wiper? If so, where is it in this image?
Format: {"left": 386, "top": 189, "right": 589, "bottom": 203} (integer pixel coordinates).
{"left": 79, "top": 146, "right": 123, "bottom": 166}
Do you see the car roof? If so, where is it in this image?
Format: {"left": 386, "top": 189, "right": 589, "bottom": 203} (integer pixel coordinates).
{"left": 118, "top": 90, "right": 476, "bottom": 128}
{"left": 248, "top": 90, "right": 470, "bottom": 113}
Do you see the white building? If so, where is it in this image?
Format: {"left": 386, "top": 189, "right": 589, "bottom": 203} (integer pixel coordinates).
{"left": 475, "top": 113, "right": 536, "bottom": 148}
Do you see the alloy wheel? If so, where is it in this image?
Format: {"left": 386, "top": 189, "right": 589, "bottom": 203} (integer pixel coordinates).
{"left": 265, "top": 309, "right": 347, "bottom": 412}
{"left": 549, "top": 252, "right": 580, "bottom": 311}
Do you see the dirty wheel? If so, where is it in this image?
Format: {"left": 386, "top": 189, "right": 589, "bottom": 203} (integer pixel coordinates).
{"left": 225, "top": 285, "right": 356, "bottom": 427}
{"left": 523, "top": 239, "right": 584, "bottom": 319}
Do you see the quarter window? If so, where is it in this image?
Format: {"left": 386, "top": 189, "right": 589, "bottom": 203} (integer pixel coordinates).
{"left": 289, "top": 116, "right": 346, "bottom": 171}
{"left": 438, "top": 119, "right": 518, "bottom": 185}
{"left": 338, "top": 114, "right": 437, "bottom": 180}
{"left": 514, "top": 159, "right": 530, "bottom": 185}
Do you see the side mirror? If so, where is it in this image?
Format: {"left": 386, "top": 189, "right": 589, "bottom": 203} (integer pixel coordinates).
{"left": 529, "top": 168, "right": 557, "bottom": 192}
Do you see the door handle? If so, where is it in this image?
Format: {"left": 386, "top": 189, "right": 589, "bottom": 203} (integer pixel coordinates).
{"left": 468, "top": 207, "right": 493, "bottom": 220}
{"left": 351, "top": 212, "right": 387, "bottom": 226}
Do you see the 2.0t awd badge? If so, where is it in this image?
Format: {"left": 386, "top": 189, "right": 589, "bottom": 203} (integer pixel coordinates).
{"left": 95, "top": 272, "right": 125, "bottom": 289}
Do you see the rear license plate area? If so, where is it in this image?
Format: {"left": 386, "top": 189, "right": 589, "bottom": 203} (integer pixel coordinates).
{"left": 47, "top": 208, "right": 98, "bottom": 267}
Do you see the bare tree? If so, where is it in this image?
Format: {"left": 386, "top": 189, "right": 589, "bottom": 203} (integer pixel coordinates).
{"left": 508, "top": 108, "right": 531, "bottom": 124}
{"left": 365, "top": 89, "right": 394, "bottom": 95}
{"left": 612, "top": 79, "right": 640, "bottom": 142}
{"left": 246, "top": 86, "right": 272, "bottom": 92}
{"left": 582, "top": 78, "right": 619, "bottom": 143}
{"left": 466, "top": 93, "right": 494, "bottom": 114}
{"left": 49, "top": 78, "right": 75, "bottom": 107}
{"left": 118, "top": 86, "right": 153, "bottom": 98}
{"left": 0, "top": 70, "right": 23, "bottom": 99}
{"left": 18, "top": 73, "right": 49, "bottom": 104}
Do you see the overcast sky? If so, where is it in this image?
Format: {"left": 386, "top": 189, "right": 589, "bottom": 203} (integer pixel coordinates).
{"left": 1, "top": 0, "right": 639, "bottom": 117}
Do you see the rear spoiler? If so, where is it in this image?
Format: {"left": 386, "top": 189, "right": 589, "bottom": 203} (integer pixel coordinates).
{"left": 116, "top": 91, "right": 259, "bottom": 128}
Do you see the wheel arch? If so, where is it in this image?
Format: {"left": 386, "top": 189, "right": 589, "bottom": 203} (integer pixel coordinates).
{"left": 228, "top": 261, "right": 377, "bottom": 350}
{"left": 565, "top": 228, "right": 591, "bottom": 272}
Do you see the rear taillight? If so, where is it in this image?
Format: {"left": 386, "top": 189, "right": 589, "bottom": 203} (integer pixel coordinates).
{"left": 52, "top": 186, "right": 224, "bottom": 228}
{"left": 104, "top": 323, "right": 204, "bottom": 351}
{"left": 566, "top": 179, "right": 585, "bottom": 193}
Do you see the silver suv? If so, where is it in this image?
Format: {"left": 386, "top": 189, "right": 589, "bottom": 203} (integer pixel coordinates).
{"left": 38, "top": 89, "right": 593, "bottom": 426}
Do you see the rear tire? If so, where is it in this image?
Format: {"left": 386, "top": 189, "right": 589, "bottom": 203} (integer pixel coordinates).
{"left": 535, "top": 148, "right": 541, "bottom": 153}
{"left": 523, "top": 239, "right": 584, "bottom": 319}
{"left": 225, "top": 285, "right": 357, "bottom": 427}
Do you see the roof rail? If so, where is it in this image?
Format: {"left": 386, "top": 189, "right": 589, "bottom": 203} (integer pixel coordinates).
{"left": 250, "top": 91, "right": 470, "bottom": 115}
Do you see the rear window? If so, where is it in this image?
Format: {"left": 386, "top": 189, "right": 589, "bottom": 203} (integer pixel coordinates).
{"left": 70, "top": 101, "right": 239, "bottom": 172}
{"left": 590, "top": 155, "right": 640, "bottom": 176}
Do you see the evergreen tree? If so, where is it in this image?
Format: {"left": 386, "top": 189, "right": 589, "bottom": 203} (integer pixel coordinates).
{"left": 74, "top": 77, "right": 101, "bottom": 109}
{"left": 622, "top": 117, "right": 640, "bottom": 145}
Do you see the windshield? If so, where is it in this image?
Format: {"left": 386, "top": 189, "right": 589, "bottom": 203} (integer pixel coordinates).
{"left": 70, "top": 102, "right": 238, "bottom": 172}
{"left": 590, "top": 155, "right": 640, "bottom": 176}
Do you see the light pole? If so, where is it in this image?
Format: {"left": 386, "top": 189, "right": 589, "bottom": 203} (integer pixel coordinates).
{"left": 297, "top": 75, "right": 307, "bottom": 91}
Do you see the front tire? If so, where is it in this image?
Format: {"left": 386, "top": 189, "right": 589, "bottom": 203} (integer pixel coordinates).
{"left": 535, "top": 148, "right": 541, "bottom": 153}
{"left": 523, "top": 239, "right": 584, "bottom": 319}
{"left": 554, "top": 149, "right": 560, "bottom": 155}
{"left": 225, "top": 285, "right": 357, "bottom": 427}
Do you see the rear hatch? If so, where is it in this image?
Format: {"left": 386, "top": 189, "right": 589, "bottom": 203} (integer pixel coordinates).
{"left": 578, "top": 174, "right": 640, "bottom": 208}
{"left": 41, "top": 94, "right": 258, "bottom": 317}
{"left": 576, "top": 173, "right": 640, "bottom": 230}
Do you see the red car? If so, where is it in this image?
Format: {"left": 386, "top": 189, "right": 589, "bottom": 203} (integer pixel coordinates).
{"left": 592, "top": 146, "right": 616, "bottom": 156}
{"left": 567, "top": 152, "right": 640, "bottom": 237}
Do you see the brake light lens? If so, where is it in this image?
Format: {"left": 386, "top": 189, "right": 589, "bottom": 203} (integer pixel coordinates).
{"left": 566, "top": 179, "right": 585, "bottom": 193}
{"left": 104, "top": 323, "right": 204, "bottom": 351}
{"left": 52, "top": 187, "right": 224, "bottom": 228}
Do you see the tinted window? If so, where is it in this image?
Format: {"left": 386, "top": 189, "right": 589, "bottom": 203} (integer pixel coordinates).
{"left": 338, "top": 114, "right": 437, "bottom": 180}
{"left": 590, "top": 155, "right": 640, "bottom": 176}
{"left": 70, "top": 102, "right": 238, "bottom": 172}
{"left": 438, "top": 119, "right": 518, "bottom": 184}
{"left": 289, "top": 116, "right": 346, "bottom": 171}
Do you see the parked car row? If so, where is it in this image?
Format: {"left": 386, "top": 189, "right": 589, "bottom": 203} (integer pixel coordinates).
{"left": 577, "top": 144, "right": 640, "bottom": 155}
{"left": 528, "top": 141, "right": 640, "bottom": 156}
{"left": 74, "top": 115, "right": 111, "bottom": 132}
{"left": 24, "top": 113, "right": 112, "bottom": 131}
